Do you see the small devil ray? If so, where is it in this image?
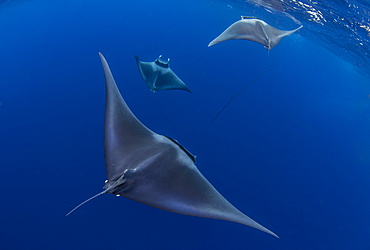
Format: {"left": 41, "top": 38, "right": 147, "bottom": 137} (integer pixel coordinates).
{"left": 135, "top": 55, "right": 191, "bottom": 123}
{"left": 208, "top": 16, "right": 302, "bottom": 123}
{"left": 67, "top": 52, "right": 279, "bottom": 238}
{"left": 135, "top": 55, "right": 191, "bottom": 93}
{"left": 208, "top": 16, "right": 303, "bottom": 49}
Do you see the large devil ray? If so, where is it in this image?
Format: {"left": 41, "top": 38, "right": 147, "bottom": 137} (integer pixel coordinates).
{"left": 135, "top": 55, "right": 191, "bottom": 93}
{"left": 208, "top": 16, "right": 303, "bottom": 49}
{"left": 67, "top": 52, "right": 278, "bottom": 238}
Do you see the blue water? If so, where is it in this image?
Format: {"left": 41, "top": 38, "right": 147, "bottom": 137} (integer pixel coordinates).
{"left": 0, "top": 0, "right": 369, "bottom": 249}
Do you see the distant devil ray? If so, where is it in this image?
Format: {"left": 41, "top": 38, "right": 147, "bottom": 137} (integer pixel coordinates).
{"left": 67, "top": 52, "right": 278, "bottom": 238}
{"left": 134, "top": 55, "right": 191, "bottom": 123}
{"left": 208, "top": 16, "right": 303, "bottom": 49}
{"left": 135, "top": 55, "right": 191, "bottom": 93}
{"left": 208, "top": 16, "right": 303, "bottom": 123}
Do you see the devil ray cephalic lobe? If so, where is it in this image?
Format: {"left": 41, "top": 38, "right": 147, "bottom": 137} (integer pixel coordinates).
{"left": 76, "top": 52, "right": 278, "bottom": 238}
{"left": 208, "top": 16, "right": 303, "bottom": 49}
{"left": 135, "top": 55, "right": 191, "bottom": 93}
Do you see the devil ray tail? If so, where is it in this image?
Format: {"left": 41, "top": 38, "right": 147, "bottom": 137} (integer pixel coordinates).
{"left": 210, "top": 50, "right": 271, "bottom": 124}
{"left": 154, "top": 93, "right": 171, "bottom": 124}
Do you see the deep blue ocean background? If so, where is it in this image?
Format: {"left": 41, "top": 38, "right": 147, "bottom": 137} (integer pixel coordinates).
{"left": 0, "top": 0, "right": 369, "bottom": 249}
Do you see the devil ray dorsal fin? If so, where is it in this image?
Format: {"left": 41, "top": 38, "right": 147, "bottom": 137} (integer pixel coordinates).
{"left": 241, "top": 16, "right": 257, "bottom": 19}
{"left": 164, "top": 136, "right": 196, "bottom": 163}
